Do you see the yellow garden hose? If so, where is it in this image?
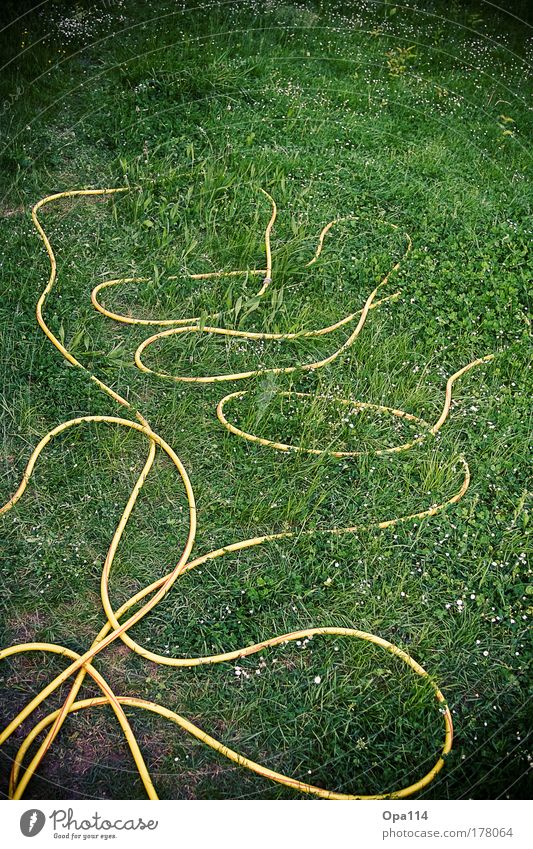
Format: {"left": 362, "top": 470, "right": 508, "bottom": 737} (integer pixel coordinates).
{"left": 0, "top": 186, "right": 494, "bottom": 801}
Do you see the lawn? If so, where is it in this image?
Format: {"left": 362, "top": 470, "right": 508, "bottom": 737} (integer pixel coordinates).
{"left": 0, "top": 0, "right": 531, "bottom": 801}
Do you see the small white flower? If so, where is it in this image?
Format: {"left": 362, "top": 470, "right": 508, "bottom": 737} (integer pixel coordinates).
{"left": 313, "top": 675, "right": 321, "bottom": 684}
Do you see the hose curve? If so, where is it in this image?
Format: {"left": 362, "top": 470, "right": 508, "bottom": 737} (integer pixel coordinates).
{"left": 0, "top": 187, "right": 494, "bottom": 800}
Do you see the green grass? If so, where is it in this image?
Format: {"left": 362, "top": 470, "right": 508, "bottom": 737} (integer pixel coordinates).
{"left": 0, "top": 0, "right": 531, "bottom": 800}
